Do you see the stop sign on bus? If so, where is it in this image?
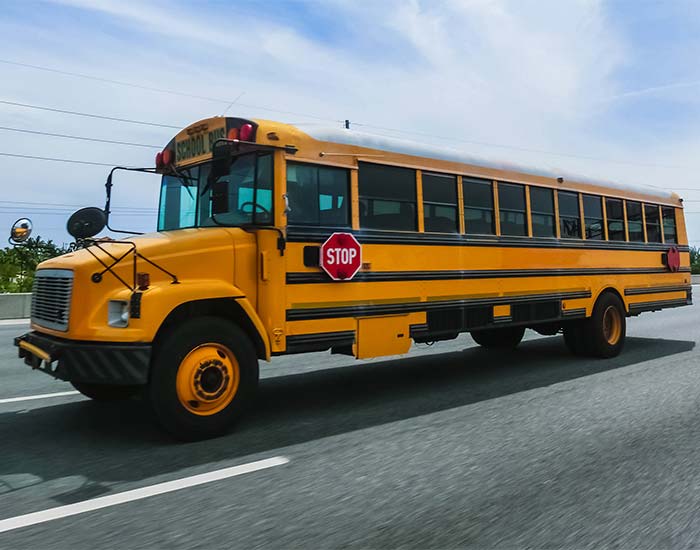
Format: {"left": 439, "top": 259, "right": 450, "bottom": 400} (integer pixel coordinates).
{"left": 320, "top": 232, "right": 362, "bottom": 281}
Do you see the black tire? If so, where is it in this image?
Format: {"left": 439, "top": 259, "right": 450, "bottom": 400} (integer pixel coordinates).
{"left": 148, "top": 317, "right": 259, "bottom": 441}
{"left": 71, "top": 381, "right": 139, "bottom": 401}
{"left": 562, "top": 321, "right": 587, "bottom": 356}
{"left": 470, "top": 326, "right": 525, "bottom": 349}
{"left": 581, "top": 292, "right": 626, "bottom": 358}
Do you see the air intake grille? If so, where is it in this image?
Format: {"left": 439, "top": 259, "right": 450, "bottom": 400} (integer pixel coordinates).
{"left": 31, "top": 269, "right": 74, "bottom": 331}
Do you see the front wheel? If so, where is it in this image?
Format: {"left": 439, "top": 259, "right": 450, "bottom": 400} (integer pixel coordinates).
{"left": 149, "top": 317, "right": 259, "bottom": 441}
{"left": 470, "top": 326, "right": 525, "bottom": 349}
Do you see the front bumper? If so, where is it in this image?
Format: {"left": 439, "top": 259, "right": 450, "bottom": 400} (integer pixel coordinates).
{"left": 14, "top": 331, "right": 151, "bottom": 385}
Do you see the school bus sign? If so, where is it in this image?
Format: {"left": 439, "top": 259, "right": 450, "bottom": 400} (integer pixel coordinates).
{"left": 320, "top": 232, "right": 362, "bottom": 281}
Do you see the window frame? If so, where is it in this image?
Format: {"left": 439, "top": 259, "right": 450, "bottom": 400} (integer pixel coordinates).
{"left": 497, "top": 182, "right": 528, "bottom": 237}
{"left": 463, "top": 177, "right": 495, "bottom": 235}
{"left": 557, "top": 190, "right": 582, "bottom": 239}
{"left": 358, "top": 162, "right": 418, "bottom": 232}
{"left": 286, "top": 161, "right": 351, "bottom": 228}
{"left": 421, "top": 171, "right": 459, "bottom": 233}
{"left": 529, "top": 186, "right": 556, "bottom": 238}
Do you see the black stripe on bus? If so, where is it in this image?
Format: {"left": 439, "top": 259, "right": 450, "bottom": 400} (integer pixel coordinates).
{"left": 624, "top": 285, "right": 692, "bottom": 296}
{"left": 286, "top": 266, "right": 689, "bottom": 285}
{"left": 286, "top": 290, "right": 592, "bottom": 321}
{"left": 287, "top": 227, "right": 690, "bottom": 253}
{"left": 561, "top": 307, "right": 587, "bottom": 318}
{"left": 284, "top": 331, "right": 355, "bottom": 354}
{"left": 628, "top": 297, "right": 692, "bottom": 315}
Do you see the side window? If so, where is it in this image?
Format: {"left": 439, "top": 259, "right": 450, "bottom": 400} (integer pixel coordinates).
{"left": 286, "top": 163, "right": 350, "bottom": 226}
{"left": 530, "top": 187, "right": 555, "bottom": 237}
{"left": 558, "top": 191, "right": 581, "bottom": 238}
{"left": 422, "top": 173, "right": 458, "bottom": 233}
{"left": 583, "top": 194, "right": 604, "bottom": 240}
{"left": 644, "top": 204, "right": 662, "bottom": 242}
{"left": 662, "top": 207, "right": 677, "bottom": 244}
{"left": 463, "top": 178, "right": 495, "bottom": 235}
{"left": 498, "top": 183, "right": 527, "bottom": 236}
{"left": 605, "top": 198, "right": 625, "bottom": 241}
{"left": 626, "top": 201, "right": 644, "bottom": 241}
{"left": 358, "top": 163, "right": 416, "bottom": 231}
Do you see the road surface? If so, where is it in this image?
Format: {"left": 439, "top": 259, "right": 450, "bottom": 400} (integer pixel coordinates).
{"left": 0, "top": 297, "right": 698, "bottom": 548}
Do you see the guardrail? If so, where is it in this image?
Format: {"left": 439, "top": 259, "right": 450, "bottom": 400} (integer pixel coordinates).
{"left": 0, "top": 293, "right": 31, "bottom": 320}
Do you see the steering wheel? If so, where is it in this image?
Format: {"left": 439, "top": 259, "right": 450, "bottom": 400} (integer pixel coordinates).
{"left": 239, "top": 202, "right": 270, "bottom": 216}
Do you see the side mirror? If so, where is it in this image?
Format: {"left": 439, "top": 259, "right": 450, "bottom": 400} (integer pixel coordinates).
{"left": 66, "top": 207, "right": 107, "bottom": 239}
{"left": 210, "top": 141, "right": 235, "bottom": 181}
{"left": 211, "top": 181, "right": 229, "bottom": 215}
{"left": 9, "top": 218, "right": 32, "bottom": 244}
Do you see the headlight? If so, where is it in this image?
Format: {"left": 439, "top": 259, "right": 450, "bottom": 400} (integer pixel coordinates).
{"left": 108, "top": 300, "right": 129, "bottom": 327}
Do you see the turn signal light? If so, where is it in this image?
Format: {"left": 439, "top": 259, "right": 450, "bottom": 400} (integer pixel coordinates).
{"left": 136, "top": 272, "right": 150, "bottom": 291}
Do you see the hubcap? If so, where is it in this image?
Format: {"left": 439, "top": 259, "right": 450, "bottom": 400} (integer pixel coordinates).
{"left": 602, "top": 305, "right": 622, "bottom": 345}
{"left": 176, "top": 343, "right": 240, "bottom": 416}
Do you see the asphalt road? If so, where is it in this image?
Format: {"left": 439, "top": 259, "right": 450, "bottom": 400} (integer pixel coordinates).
{"left": 0, "top": 296, "right": 699, "bottom": 549}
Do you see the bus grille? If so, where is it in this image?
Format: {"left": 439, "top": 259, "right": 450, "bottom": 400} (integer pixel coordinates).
{"left": 31, "top": 269, "right": 74, "bottom": 331}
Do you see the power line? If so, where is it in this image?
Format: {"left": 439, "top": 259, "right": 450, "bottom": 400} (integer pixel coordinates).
{"left": 0, "top": 151, "right": 134, "bottom": 167}
{"left": 0, "top": 100, "right": 181, "bottom": 129}
{"left": 0, "top": 199, "right": 154, "bottom": 210}
{"left": 0, "top": 126, "right": 160, "bottom": 149}
{"left": 0, "top": 58, "right": 341, "bottom": 123}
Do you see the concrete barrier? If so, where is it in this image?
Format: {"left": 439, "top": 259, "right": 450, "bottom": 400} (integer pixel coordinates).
{"left": 693, "top": 274, "right": 700, "bottom": 285}
{"left": 0, "top": 293, "right": 31, "bottom": 320}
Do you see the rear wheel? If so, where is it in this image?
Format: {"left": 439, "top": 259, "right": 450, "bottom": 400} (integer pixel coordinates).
{"left": 582, "top": 292, "right": 626, "bottom": 358}
{"left": 149, "top": 317, "right": 259, "bottom": 440}
{"left": 470, "top": 326, "right": 525, "bottom": 349}
{"left": 71, "top": 382, "right": 139, "bottom": 401}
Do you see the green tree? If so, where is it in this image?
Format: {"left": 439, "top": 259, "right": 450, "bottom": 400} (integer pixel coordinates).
{"left": 691, "top": 246, "right": 700, "bottom": 275}
{"left": 0, "top": 237, "right": 69, "bottom": 293}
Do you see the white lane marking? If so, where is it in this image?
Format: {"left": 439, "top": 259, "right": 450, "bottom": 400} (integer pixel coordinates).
{"left": 0, "top": 391, "right": 81, "bottom": 404}
{"left": 0, "top": 456, "right": 290, "bottom": 534}
{"left": 0, "top": 319, "right": 30, "bottom": 327}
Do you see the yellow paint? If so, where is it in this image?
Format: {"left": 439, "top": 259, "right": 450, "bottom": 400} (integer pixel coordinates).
{"left": 354, "top": 315, "right": 411, "bottom": 359}
{"left": 493, "top": 305, "right": 511, "bottom": 318}
{"left": 18, "top": 340, "right": 51, "bottom": 362}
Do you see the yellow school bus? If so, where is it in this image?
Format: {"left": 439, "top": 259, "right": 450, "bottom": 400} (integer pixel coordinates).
{"left": 13, "top": 116, "right": 692, "bottom": 439}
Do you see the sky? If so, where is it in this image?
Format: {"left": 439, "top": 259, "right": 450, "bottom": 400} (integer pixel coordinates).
{"left": 1, "top": 0, "right": 700, "bottom": 247}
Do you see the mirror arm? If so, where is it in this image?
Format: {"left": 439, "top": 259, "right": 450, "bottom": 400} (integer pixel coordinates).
{"left": 103, "top": 166, "right": 156, "bottom": 236}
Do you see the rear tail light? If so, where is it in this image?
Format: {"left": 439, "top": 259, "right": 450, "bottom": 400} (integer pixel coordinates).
{"left": 155, "top": 151, "right": 163, "bottom": 168}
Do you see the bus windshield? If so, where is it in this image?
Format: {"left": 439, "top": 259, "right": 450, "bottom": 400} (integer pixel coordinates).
{"left": 157, "top": 151, "right": 273, "bottom": 231}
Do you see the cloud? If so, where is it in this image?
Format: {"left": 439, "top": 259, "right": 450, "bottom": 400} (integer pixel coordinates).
{"left": 1, "top": 0, "right": 700, "bottom": 243}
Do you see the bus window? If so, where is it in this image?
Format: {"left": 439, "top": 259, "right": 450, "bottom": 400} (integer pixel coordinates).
{"left": 422, "top": 173, "right": 458, "bottom": 233}
{"left": 558, "top": 191, "right": 581, "bottom": 238}
{"left": 662, "top": 207, "right": 677, "bottom": 244}
{"left": 359, "top": 163, "right": 416, "bottom": 231}
{"left": 530, "top": 186, "right": 555, "bottom": 237}
{"left": 286, "top": 163, "right": 350, "bottom": 226}
{"left": 463, "top": 177, "right": 494, "bottom": 235}
{"left": 626, "top": 201, "right": 644, "bottom": 241}
{"left": 605, "top": 198, "right": 625, "bottom": 241}
{"left": 498, "top": 183, "right": 527, "bottom": 236}
{"left": 645, "top": 204, "right": 662, "bottom": 242}
{"left": 583, "top": 195, "right": 604, "bottom": 240}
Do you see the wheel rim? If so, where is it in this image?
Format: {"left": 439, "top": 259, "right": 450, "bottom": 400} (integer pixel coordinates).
{"left": 176, "top": 343, "right": 240, "bottom": 416}
{"left": 602, "top": 305, "right": 622, "bottom": 345}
